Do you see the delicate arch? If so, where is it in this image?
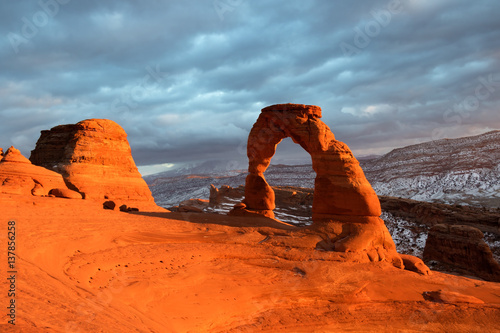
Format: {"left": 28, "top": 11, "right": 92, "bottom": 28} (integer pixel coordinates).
{"left": 241, "top": 104, "right": 381, "bottom": 221}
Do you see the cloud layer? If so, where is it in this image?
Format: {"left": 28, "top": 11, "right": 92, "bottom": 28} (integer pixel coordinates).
{"left": 1, "top": 0, "right": 499, "bottom": 173}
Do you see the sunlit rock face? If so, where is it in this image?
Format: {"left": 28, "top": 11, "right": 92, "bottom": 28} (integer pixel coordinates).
{"left": 0, "top": 146, "right": 68, "bottom": 196}
{"left": 242, "top": 104, "right": 381, "bottom": 218}
{"left": 30, "top": 119, "right": 162, "bottom": 211}
{"left": 231, "top": 104, "right": 402, "bottom": 267}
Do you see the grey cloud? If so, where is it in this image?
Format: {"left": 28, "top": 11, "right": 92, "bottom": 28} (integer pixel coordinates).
{"left": 1, "top": 0, "right": 499, "bottom": 168}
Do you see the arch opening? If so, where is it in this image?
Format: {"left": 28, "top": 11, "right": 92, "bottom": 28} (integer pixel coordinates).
{"left": 262, "top": 137, "right": 315, "bottom": 225}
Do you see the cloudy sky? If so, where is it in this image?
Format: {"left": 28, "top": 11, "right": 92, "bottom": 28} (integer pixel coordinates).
{"left": 1, "top": 0, "right": 499, "bottom": 175}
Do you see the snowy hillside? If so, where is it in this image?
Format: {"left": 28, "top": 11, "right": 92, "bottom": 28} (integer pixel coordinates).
{"left": 362, "top": 130, "right": 500, "bottom": 208}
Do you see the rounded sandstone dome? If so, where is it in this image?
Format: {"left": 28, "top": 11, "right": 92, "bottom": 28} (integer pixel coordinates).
{"left": 76, "top": 119, "right": 128, "bottom": 139}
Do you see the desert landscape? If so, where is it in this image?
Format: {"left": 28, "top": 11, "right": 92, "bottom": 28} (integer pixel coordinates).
{"left": 2, "top": 1, "right": 500, "bottom": 332}
{"left": 1, "top": 104, "right": 500, "bottom": 332}
{"left": 2, "top": 195, "right": 500, "bottom": 332}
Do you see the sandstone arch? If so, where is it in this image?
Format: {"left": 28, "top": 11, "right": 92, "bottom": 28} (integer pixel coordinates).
{"left": 232, "top": 104, "right": 402, "bottom": 266}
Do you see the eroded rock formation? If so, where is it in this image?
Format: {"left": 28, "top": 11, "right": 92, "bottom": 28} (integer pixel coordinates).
{"left": 0, "top": 146, "right": 68, "bottom": 196}
{"left": 49, "top": 188, "right": 83, "bottom": 199}
{"left": 178, "top": 198, "right": 210, "bottom": 213}
{"left": 231, "top": 104, "right": 402, "bottom": 266}
{"left": 30, "top": 119, "right": 162, "bottom": 211}
{"left": 379, "top": 196, "right": 500, "bottom": 234}
{"left": 423, "top": 224, "right": 500, "bottom": 282}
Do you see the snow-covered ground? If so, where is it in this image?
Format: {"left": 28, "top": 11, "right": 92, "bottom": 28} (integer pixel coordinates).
{"left": 484, "top": 232, "right": 500, "bottom": 263}
{"left": 371, "top": 167, "right": 500, "bottom": 207}
{"left": 381, "top": 212, "right": 428, "bottom": 258}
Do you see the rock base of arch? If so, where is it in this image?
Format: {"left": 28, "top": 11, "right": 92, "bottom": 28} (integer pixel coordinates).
{"left": 228, "top": 205, "right": 275, "bottom": 219}
{"left": 307, "top": 216, "right": 403, "bottom": 268}
{"left": 228, "top": 206, "right": 403, "bottom": 267}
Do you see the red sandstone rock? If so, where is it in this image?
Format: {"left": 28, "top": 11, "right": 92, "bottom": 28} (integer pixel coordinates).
{"left": 119, "top": 204, "right": 138, "bottom": 212}
{"left": 242, "top": 173, "right": 275, "bottom": 211}
{"left": 400, "top": 254, "right": 431, "bottom": 275}
{"left": 30, "top": 119, "right": 164, "bottom": 212}
{"left": 2, "top": 146, "right": 31, "bottom": 163}
{"left": 49, "top": 188, "right": 83, "bottom": 199}
{"left": 423, "top": 224, "right": 500, "bottom": 282}
{"left": 243, "top": 104, "right": 381, "bottom": 218}
{"left": 103, "top": 200, "right": 116, "bottom": 210}
{"left": 179, "top": 199, "right": 210, "bottom": 213}
{"left": 234, "top": 104, "right": 401, "bottom": 267}
{"left": 0, "top": 146, "right": 68, "bottom": 196}
{"left": 423, "top": 290, "right": 484, "bottom": 304}
{"left": 31, "top": 183, "right": 46, "bottom": 196}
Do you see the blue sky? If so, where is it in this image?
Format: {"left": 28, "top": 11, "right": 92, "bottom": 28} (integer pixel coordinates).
{"left": 1, "top": 0, "right": 499, "bottom": 174}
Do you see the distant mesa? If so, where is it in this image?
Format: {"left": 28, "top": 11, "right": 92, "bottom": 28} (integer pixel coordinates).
{"left": 230, "top": 103, "right": 403, "bottom": 267}
{"left": 0, "top": 146, "right": 69, "bottom": 197}
{"left": 30, "top": 119, "right": 165, "bottom": 212}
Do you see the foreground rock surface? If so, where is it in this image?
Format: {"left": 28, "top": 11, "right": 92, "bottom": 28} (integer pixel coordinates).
{"left": 231, "top": 104, "right": 401, "bottom": 267}
{"left": 30, "top": 119, "right": 163, "bottom": 212}
{"left": 1, "top": 193, "right": 499, "bottom": 332}
{"left": 0, "top": 146, "right": 68, "bottom": 196}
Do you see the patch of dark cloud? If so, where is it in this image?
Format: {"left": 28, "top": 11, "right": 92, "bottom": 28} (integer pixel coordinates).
{"left": 1, "top": 0, "right": 499, "bottom": 168}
